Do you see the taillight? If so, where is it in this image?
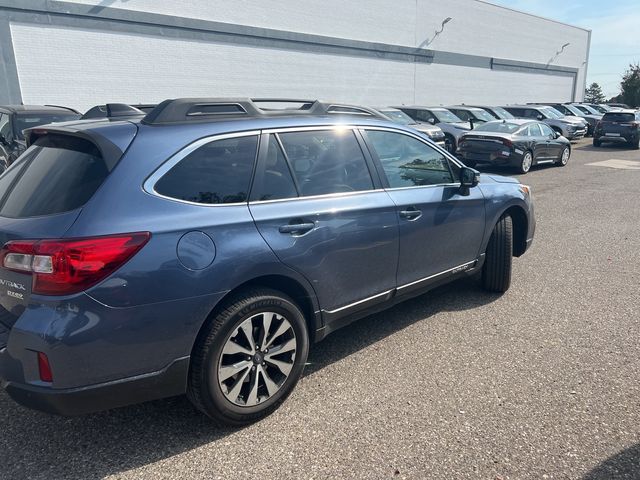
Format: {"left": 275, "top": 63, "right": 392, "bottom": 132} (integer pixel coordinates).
{"left": 0, "top": 232, "right": 150, "bottom": 295}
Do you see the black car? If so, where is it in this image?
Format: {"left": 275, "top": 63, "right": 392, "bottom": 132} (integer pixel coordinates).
{"left": 593, "top": 110, "right": 640, "bottom": 149}
{"left": 468, "top": 106, "right": 515, "bottom": 120}
{"left": 0, "top": 105, "right": 80, "bottom": 170}
{"left": 457, "top": 119, "right": 571, "bottom": 174}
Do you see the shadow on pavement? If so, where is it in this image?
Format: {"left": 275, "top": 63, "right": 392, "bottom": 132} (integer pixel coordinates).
{"left": 583, "top": 443, "right": 640, "bottom": 480}
{"left": 0, "top": 277, "right": 500, "bottom": 480}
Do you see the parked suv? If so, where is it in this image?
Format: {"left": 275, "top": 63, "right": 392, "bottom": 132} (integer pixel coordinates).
{"left": 394, "top": 106, "right": 472, "bottom": 153}
{"left": 502, "top": 105, "right": 586, "bottom": 140}
{"left": 593, "top": 110, "right": 640, "bottom": 149}
{"left": 0, "top": 105, "right": 80, "bottom": 171}
{"left": 542, "top": 103, "right": 600, "bottom": 136}
{"left": 0, "top": 98, "right": 535, "bottom": 425}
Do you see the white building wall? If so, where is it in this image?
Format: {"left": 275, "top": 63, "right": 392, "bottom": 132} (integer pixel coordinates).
{"left": 8, "top": 0, "right": 590, "bottom": 112}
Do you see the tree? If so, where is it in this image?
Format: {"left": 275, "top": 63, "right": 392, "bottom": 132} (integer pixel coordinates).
{"left": 620, "top": 63, "right": 640, "bottom": 108}
{"left": 584, "top": 82, "right": 606, "bottom": 103}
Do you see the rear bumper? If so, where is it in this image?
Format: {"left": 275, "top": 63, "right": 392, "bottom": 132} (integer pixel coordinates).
{"left": 595, "top": 132, "right": 638, "bottom": 143}
{"left": 1, "top": 354, "right": 189, "bottom": 415}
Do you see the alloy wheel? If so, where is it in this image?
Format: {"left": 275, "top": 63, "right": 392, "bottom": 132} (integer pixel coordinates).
{"left": 218, "top": 311, "right": 297, "bottom": 407}
{"left": 521, "top": 152, "right": 533, "bottom": 173}
{"left": 561, "top": 147, "right": 570, "bottom": 165}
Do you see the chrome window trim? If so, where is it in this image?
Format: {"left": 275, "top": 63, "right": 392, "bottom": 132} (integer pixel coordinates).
{"left": 142, "top": 130, "right": 261, "bottom": 207}
{"left": 249, "top": 188, "right": 387, "bottom": 205}
{"left": 261, "top": 125, "right": 360, "bottom": 134}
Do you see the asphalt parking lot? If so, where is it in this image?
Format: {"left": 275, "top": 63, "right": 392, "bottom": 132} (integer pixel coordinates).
{"left": 0, "top": 138, "right": 638, "bottom": 480}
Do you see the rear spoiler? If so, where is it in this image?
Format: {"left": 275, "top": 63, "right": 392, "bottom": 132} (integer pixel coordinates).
{"left": 24, "top": 123, "right": 137, "bottom": 171}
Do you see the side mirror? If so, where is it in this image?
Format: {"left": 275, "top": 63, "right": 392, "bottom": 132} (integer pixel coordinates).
{"left": 554, "top": 131, "right": 560, "bottom": 139}
{"left": 536, "top": 114, "right": 544, "bottom": 121}
{"left": 428, "top": 118, "right": 436, "bottom": 125}
{"left": 460, "top": 166, "right": 480, "bottom": 188}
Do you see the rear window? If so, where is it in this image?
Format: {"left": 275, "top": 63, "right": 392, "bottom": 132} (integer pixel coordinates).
{"left": 602, "top": 113, "right": 635, "bottom": 123}
{"left": 0, "top": 134, "right": 108, "bottom": 218}
{"left": 475, "top": 122, "right": 520, "bottom": 133}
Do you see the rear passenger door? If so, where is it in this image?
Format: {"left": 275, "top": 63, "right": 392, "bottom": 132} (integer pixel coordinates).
{"left": 525, "top": 123, "right": 547, "bottom": 159}
{"left": 362, "top": 128, "right": 485, "bottom": 293}
{"left": 249, "top": 127, "right": 399, "bottom": 320}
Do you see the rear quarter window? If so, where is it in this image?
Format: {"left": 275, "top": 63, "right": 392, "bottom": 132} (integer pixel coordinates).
{"left": 154, "top": 135, "right": 258, "bottom": 204}
{"left": 0, "top": 134, "right": 109, "bottom": 218}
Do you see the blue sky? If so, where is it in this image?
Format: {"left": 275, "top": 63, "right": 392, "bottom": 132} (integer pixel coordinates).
{"left": 488, "top": 0, "right": 640, "bottom": 97}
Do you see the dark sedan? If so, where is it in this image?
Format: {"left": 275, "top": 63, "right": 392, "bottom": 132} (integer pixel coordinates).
{"left": 457, "top": 119, "right": 571, "bottom": 174}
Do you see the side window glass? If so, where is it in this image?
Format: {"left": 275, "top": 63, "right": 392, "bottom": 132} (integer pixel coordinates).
{"left": 527, "top": 124, "right": 542, "bottom": 136}
{"left": 0, "top": 114, "right": 10, "bottom": 141}
{"left": 155, "top": 135, "right": 258, "bottom": 204}
{"left": 415, "top": 110, "right": 432, "bottom": 122}
{"left": 539, "top": 123, "right": 554, "bottom": 136}
{"left": 253, "top": 135, "right": 298, "bottom": 201}
{"left": 366, "top": 130, "right": 454, "bottom": 188}
{"left": 278, "top": 129, "right": 373, "bottom": 197}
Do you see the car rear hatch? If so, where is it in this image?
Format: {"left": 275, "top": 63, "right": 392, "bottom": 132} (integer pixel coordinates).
{"left": 0, "top": 123, "right": 137, "bottom": 338}
{"left": 599, "top": 113, "right": 637, "bottom": 137}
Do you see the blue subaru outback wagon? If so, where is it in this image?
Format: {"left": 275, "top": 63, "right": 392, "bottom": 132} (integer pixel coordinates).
{"left": 0, "top": 98, "right": 535, "bottom": 425}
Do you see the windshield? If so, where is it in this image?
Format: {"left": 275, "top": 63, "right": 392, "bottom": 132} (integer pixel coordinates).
{"left": 489, "top": 107, "right": 515, "bottom": 119}
{"left": 433, "top": 109, "right": 463, "bottom": 123}
{"left": 564, "top": 105, "right": 585, "bottom": 116}
{"left": 474, "top": 122, "right": 521, "bottom": 133}
{"left": 14, "top": 113, "right": 81, "bottom": 139}
{"left": 573, "top": 105, "right": 592, "bottom": 115}
{"left": 540, "top": 107, "right": 563, "bottom": 119}
{"left": 379, "top": 110, "right": 415, "bottom": 125}
{"left": 580, "top": 104, "right": 600, "bottom": 114}
{"left": 590, "top": 105, "right": 609, "bottom": 113}
{"left": 471, "top": 109, "right": 497, "bottom": 122}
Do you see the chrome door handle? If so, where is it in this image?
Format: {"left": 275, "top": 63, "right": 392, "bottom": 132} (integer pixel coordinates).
{"left": 399, "top": 208, "right": 422, "bottom": 220}
{"left": 278, "top": 222, "right": 315, "bottom": 234}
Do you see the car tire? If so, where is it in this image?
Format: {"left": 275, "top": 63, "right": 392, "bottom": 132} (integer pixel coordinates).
{"left": 631, "top": 138, "right": 640, "bottom": 150}
{"left": 593, "top": 138, "right": 601, "bottom": 147}
{"left": 481, "top": 215, "right": 513, "bottom": 293}
{"left": 556, "top": 146, "right": 570, "bottom": 167}
{"left": 187, "top": 288, "right": 309, "bottom": 426}
{"left": 444, "top": 134, "right": 456, "bottom": 154}
{"left": 517, "top": 151, "right": 533, "bottom": 174}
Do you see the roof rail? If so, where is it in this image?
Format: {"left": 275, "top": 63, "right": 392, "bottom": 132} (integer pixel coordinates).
{"left": 44, "top": 104, "right": 81, "bottom": 114}
{"left": 81, "top": 103, "right": 146, "bottom": 120}
{"left": 142, "top": 98, "right": 387, "bottom": 125}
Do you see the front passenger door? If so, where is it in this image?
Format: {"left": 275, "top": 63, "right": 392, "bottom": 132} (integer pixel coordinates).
{"left": 362, "top": 128, "right": 486, "bottom": 291}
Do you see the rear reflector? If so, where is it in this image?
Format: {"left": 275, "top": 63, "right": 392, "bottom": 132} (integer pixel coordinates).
{"left": 37, "top": 352, "right": 53, "bottom": 382}
{"left": 0, "top": 232, "right": 151, "bottom": 295}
